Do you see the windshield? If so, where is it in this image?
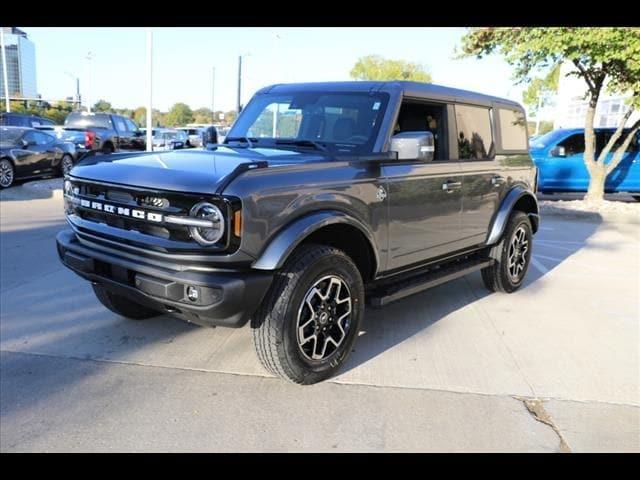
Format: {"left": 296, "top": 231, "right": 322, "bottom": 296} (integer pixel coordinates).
{"left": 0, "top": 128, "right": 24, "bottom": 143}
{"left": 228, "top": 91, "right": 390, "bottom": 154}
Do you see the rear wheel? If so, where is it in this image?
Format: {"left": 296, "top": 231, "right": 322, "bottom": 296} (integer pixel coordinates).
{"left": 0, "top": 159, "right": 15, "bottom": 188}
{"left": 92, "top": 283, "right": 159, "bottom": 320}
{"left": 102, "top": 143, "right": 114, "bottom": 154}
{"left": 251, "top": 244, "right": 364, "bottom": 384}
{"left": 481, "top": 211, "right": 533, "bottom": 293}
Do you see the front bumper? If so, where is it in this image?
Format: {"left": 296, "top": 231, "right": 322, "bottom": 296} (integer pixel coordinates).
{"left": 56, "top": 229, "right": 273, "bottom": 328}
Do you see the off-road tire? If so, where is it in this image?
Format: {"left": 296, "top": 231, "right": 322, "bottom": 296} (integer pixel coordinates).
{"left": 92, "top": 283, "right": 159, "bottom": 320}
{"left": 481, "top": 211, "right": 533, "bottom": 293}
{"left": 251, "top": 244, "right": 365, "bottom": 385}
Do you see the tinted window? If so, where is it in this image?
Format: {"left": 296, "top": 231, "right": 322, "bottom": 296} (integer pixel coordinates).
{"left": 125, "top": 118, "right": 138, "bottom": 132}
{"left": 34, "top": 131, "right": 53, "bottom": 145}
{"left": 65, "top": 113, "right": 112, "bottom": 129}
{"left": 498, "top": 108, "right": 528, "bottom": 151}
{"left": 559, "top": 134, "right": 585, "bottom": 155}
{"left": 455, "top": 104, "right": 494, "bottom": 159}
{"left": 114, "top": 117, "right": 128, "bottom": 133}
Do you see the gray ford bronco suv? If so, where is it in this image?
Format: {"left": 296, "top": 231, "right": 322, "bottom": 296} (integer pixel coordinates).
{"left": 57, "top": 81, "right": 539, "bottom": 384}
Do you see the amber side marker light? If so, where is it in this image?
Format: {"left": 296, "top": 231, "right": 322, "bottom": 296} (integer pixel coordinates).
{"left": 234, "top": 210, "right": 242, "bottom": 237}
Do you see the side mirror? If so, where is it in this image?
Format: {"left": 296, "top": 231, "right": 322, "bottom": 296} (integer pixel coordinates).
{"left": 390, "top": 131, "right": 435, "bottom": 161}
{"left": 551, "top": 146, "right": 566, "bottom": 157}
{"left": 202, "top": 126, "right": 218, "bottom": 148}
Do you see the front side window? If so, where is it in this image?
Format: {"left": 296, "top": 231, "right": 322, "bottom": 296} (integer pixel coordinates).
{"left": 498, "top": 108, "right": 528, "bottom": 151}
{"left": 559, "top": 134, "right": 585, "bottom": 156}
{"left": 229, "top": 91, "right": 390, "bottom": 154}
{"left": 455, "top": 104, "right": 494, "bottom": 159}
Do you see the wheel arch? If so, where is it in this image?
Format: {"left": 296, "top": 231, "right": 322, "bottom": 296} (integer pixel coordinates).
{"left": 486, "top": 186, "right": 539, "bottom": 245}
{"left": 252, "top": 210, "right": 379, "bottom": 281}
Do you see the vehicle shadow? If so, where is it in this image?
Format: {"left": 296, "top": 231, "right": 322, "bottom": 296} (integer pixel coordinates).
{"left": 0, "top": 209, "right": 608, "bottom": 419}
{"left": 339, "top": 210, "right": 605, "bottom": 375}
{"left": 0, "top": 177, "right": 61, "bottom": 202}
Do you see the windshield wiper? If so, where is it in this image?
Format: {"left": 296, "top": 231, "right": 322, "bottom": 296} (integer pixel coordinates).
{"left": 275, "top": 139, "right": 328, "bottom": 152}
{"left": 225, "top": 136, "right": 257, "bottom": 148}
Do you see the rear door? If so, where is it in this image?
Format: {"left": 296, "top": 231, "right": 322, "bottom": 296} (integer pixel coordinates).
{"left": 112, "top": 115, "right": 131, "bottom": 150}
{"left": 125, "top": 118, "right": 145, "bottom": 150}
{"left": 456, "top": 103, "right": 505, "bottom": 244}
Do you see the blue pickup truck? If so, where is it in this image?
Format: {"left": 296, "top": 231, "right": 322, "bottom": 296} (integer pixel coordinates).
{"left": 530, "top": 128, "right": 640, "bottom": 199}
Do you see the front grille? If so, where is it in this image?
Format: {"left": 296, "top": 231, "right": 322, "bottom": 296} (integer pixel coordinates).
{"left": 65, "top": 179, "right": 236, "bottom": 252}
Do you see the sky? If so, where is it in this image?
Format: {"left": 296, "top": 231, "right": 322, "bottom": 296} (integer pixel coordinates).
{"left": 24, "top": 27, "right": 528, "bottom": 114}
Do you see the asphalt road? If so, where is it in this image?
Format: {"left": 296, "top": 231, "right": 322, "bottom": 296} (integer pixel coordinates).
{"left": 1, "top": 182, "right": 638, "bottom": 452}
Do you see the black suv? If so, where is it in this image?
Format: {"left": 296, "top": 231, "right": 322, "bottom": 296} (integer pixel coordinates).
{"left": 56, "top": 81, "right": 539, "bottom": 384}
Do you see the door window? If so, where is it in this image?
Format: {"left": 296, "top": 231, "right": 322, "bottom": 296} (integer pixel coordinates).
{"left": 497, "top": 108, "right": 528, "bottom": 151}
{"left": 558, "top": 134, "right": 585, "bottom": 156}
{"left": 125, "top": 118, "right": 138, "bottom": 133}
{"left": 455, "top": 104, "right": 494, "bottom": 160}
{"left": 114, "top": 117, "right": 128, "bottom": 133}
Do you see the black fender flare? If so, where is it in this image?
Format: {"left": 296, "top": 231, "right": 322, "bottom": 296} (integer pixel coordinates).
{"left": 252, "top": 210, "right": 380, "bottom": 273}
{"left": 486, "top": 186, "right": 539, "bottom": 245}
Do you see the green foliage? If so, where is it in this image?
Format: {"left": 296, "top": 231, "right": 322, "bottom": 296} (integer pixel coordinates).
{"left": 164, "top": 103, "right": 194, "bottom": 127}
{"left": 93, "top": 99, "right": 112, "bottom": 112}
{"left": 526, "top": 120, "right": 553, "bottom": 136}
{"left": 522, "top": 64, "right": 560, "bottom": 115}
{"left": 459, "top": 27, "right": 640, "bottom": 107}
{"left": 350, "top": 55, "right": 432, "bottom": 82}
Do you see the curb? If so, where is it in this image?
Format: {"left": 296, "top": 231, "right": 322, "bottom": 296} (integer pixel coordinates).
{"left": 539, "top": 207, "right": 640, "bottom": 225}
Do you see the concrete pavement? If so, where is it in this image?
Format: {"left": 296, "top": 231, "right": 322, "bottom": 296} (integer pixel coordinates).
{"left": 1, "top": 184, "right": 638, "bottom": 452}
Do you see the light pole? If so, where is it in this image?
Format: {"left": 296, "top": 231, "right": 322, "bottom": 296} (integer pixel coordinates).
{"left": 1, "top": 28, "right": 10, "bottom": 113}
{"left": 145, "top": 28, "right": 153, "bottom": 152}
{"left": 236, "top": 53, "right": 251, "bottom": 114}
{"left": 212, "top": 66, "right": 216, "bottom": 125}
{"left": 65, "top": 71, "right": 81, "bottom": 110}
{"left": 85, "top": 51, "right": 93, "bottom": 113}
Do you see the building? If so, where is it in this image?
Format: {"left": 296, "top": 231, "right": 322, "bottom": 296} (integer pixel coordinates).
{"left": 554, "top": 61, "right": 638, "bottom": 130}
{"left": 0, "top": 27, "right": 37, "bottom": 98}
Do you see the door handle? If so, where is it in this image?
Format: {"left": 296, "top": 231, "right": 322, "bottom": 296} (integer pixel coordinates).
{"left": 491, "top": 175, "right": 504, "bottom": 186}
{"left": 442, "top": 180, "right": 462, "bottom": 192}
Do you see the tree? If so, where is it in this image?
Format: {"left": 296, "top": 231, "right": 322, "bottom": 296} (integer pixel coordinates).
{"left": 193, "top": 107, "right": 213, "bottom": 124}
{"left": 459, "top": 27, "right": 640, "bottom": 203}
{"left": 350, "top": 55, "right": 432, "bottom": 82}
{"left": 93, "top": 99, "right": 112, "bottom": 112}
{"left": 164, "top": 102, "right": 193, "bottom": 127}
{"left": 522, "top": 64, "right": 560, "bottom": 133}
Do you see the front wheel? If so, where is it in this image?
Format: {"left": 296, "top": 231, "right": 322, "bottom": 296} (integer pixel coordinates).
{"left": 251, "top": 244, "right": 364, "bottom": 385}
{"left": 481, "top": 211, "right": 533, "bottom": 293}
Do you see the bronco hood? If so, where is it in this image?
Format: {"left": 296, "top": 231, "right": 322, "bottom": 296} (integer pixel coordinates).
{"left": 69, "top": 147, "right": 326, "bottom": 194}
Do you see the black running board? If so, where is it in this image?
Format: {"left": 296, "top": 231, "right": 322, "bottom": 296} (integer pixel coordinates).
{"left": 368, "top": 258, "right": 494, "bottom": 307}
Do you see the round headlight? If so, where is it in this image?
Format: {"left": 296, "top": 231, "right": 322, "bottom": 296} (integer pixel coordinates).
{"left": 189, "top": 202, "right": 225, "bottom": 246}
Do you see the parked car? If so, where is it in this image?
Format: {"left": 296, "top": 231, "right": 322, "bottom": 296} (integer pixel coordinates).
{"left": 1, "top": 112, "right": 56, "bottom": 128}
{"left": 64, "top": 112, "right": 146, "bottom": 154}
{"left": 530, "top": 128, "right": 640, "bottom": 199}
{"left": 0, "top": 126, "right": 77, "bottom": 188}
{"left": 152, "top": 129, "right": 188, "bottom": 151}
{"left": 36, "top": 125, "right": 93, "bottom": 162}
{"left": 56, "top": 81, "right": 538, "bottom": 384}
{"left": 177, "top": 127, "right": 205, "bottom": 148}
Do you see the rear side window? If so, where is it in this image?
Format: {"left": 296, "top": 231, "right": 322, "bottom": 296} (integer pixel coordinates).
{"left": 498, "top": 108, "right": 528, "bottom": 151}
{"left": 455, "top": 104, "right": 494, "bottom": 159}
{"left": 114, "top": 117, "right": 128, "bottom": 133}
